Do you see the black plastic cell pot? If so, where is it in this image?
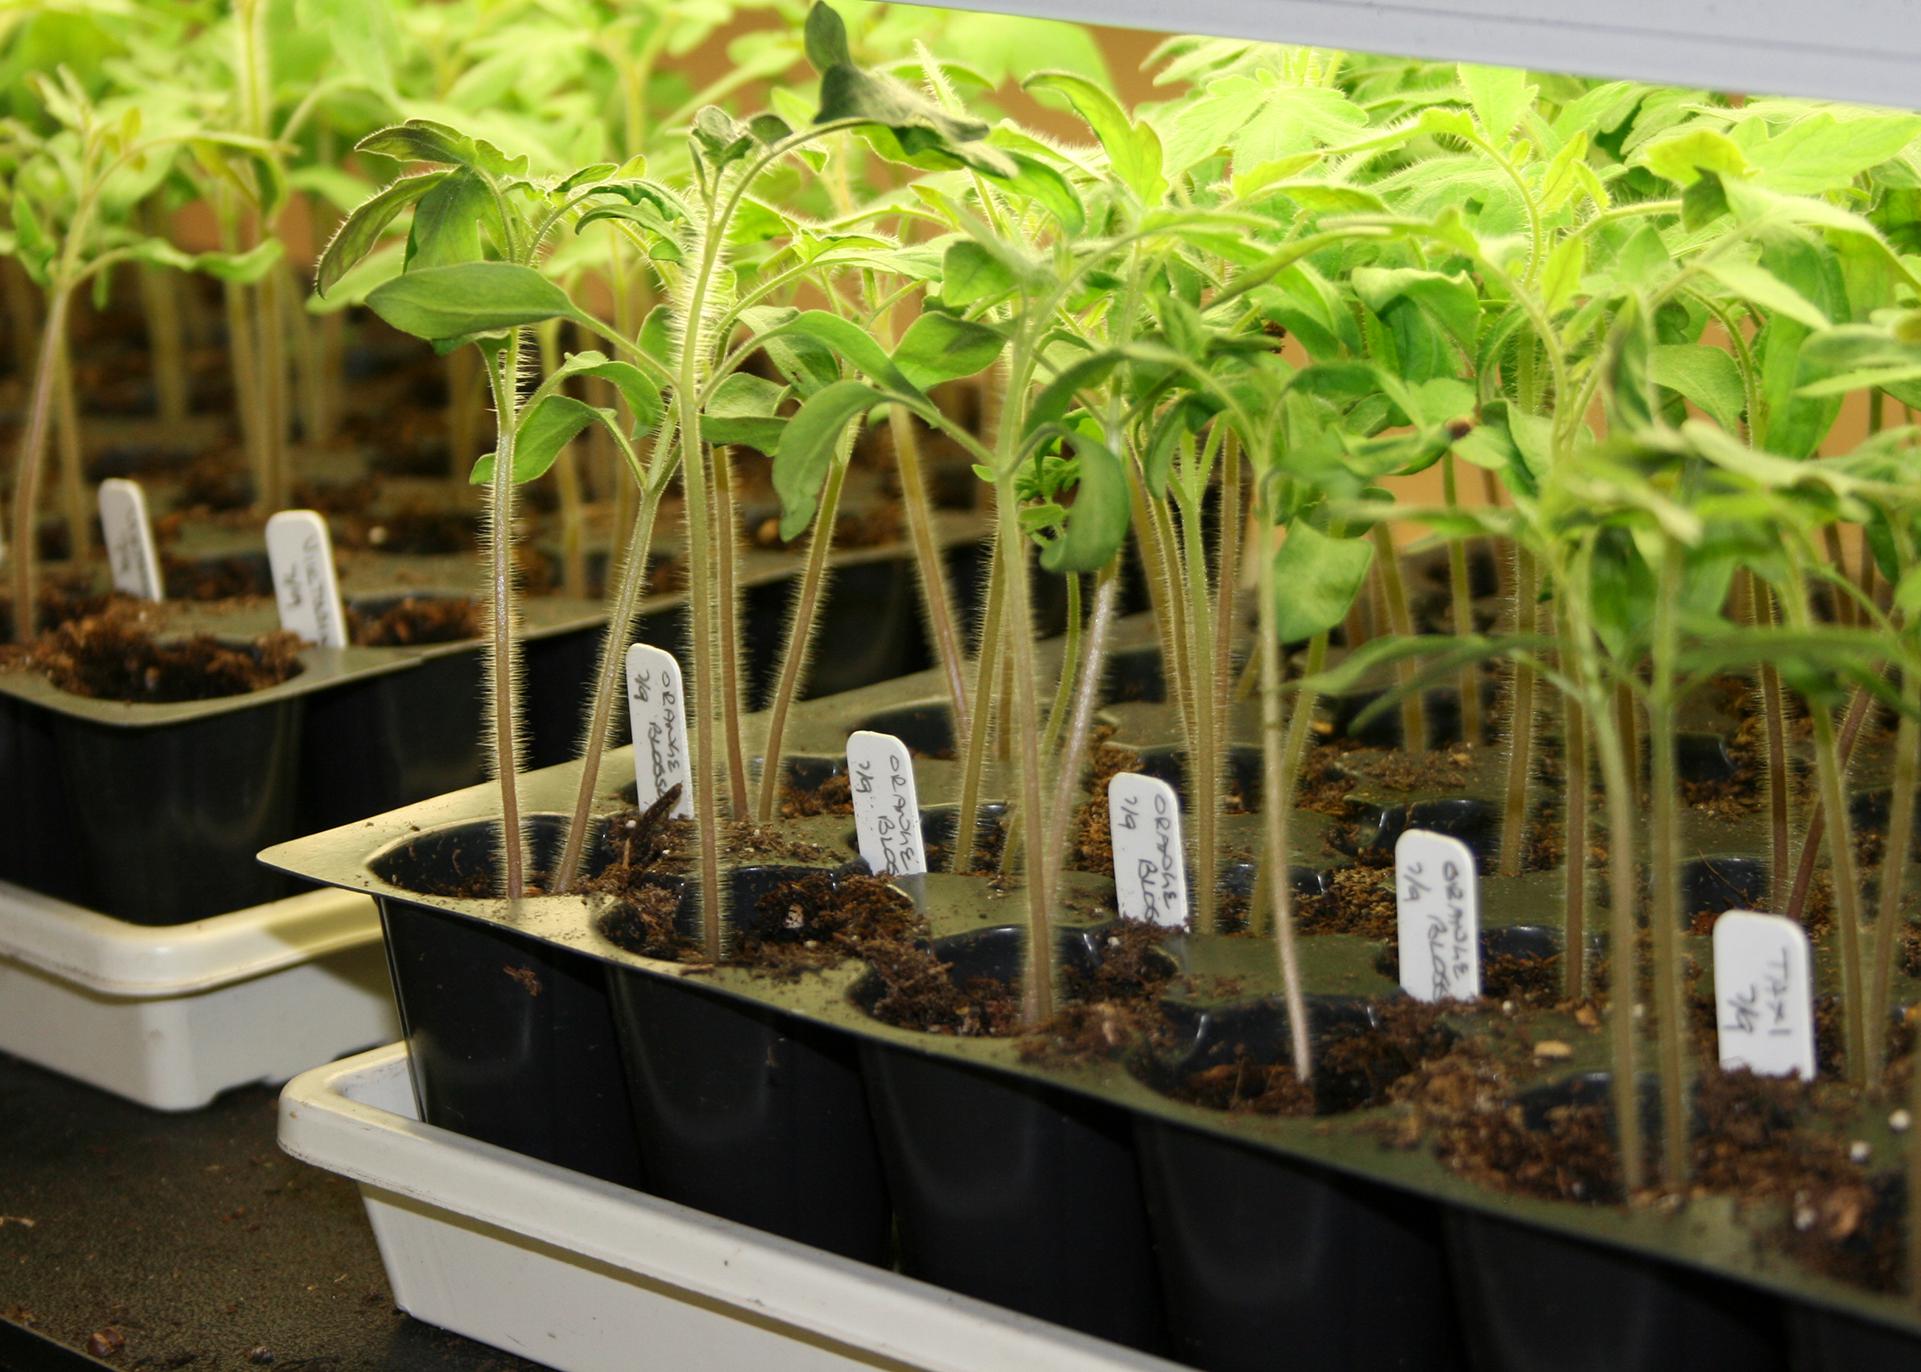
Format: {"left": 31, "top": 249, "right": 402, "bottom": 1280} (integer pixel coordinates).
{"left": 1794, "top": 1304, "right": 1921, "bottom": 1370}
{"left": 1135, "top": 1118, "right": 1465, "bottom": 1372}
{"left": 603, "top": 865, "right": 892, "bottom": 1265}
{"left": 0, "top": 694, "right": 86, "bottom": 904}
{"left": 854, "top": 926, "right": 1169, "bottom": 1351}
{"left": 369, "top": 817, "right": 645, "bottom": 1188}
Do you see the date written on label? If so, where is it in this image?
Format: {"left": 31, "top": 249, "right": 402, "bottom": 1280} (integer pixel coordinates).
{"left": 625, "top": 644, "right": 692, "bottom": 818}
{"left": 1108, "top": 772, "right": 1189, "bottom": 928}
{"left": 264, "top": 509, "right": 347, "bottom": 648}
{"left": 1713, "top": 909, "right": 1815, "bottom": 1080}
{"left": 847, "top": 730, "right": 925, "bottom": 876}
{"left": 1395, "top": 829, "right": 1481, "bottom": 1003}
{"left": 98, "top": 478, "right": 164, "bottom": 601}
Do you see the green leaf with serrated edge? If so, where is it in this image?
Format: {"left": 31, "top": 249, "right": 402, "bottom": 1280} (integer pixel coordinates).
{"left": 752, "top": 310, "right": 922, "bottom": 397}
{"left": 1650, "top": 343, "right": 1745, "bottom": 433}
{"left": 1271, "top": 520, "right": 1373, "bottom": 645}
{"left": 1025, "top": 71, "right": 1163, "bottom": 203}
{"left": 1704, "top": 259, "right": 1831, "bottom": 330}
{"left": 405, "top": 167, "right": 491, "bottom": 271}
{"left": 893, "top": 311, "right": 1004, "bottom": 390}
{"left": 316, "top": 171, "right": 448, "bottom": 296}
{"left": 815, "top": 64, "right": 1004, "bottom": 174}
{"left": 1352, "top": 267, "right": 1478, "bottom": 353}
{"left": 1636, "top": 126, "right": 1750, "bottom": 184}
{"left": 940, "top": 239, "right": 1014, "bottom": 307}
{"left": 692, "top": 106, "right": 754, "bottom": 173}
{"left": 548, "top": 351, "right": 663, "bottom": 437}
{"left": 986, "top": 151, "right": 1083, "bottom": 233}
{"left": 702, "top": 372, "right": 788, "bottom": 453}
{"left": 773, "top": 379, "right": 881, "bottom": 540}
{"left": 1037, "top": 432, "right": 1129, "bottom": 574}
{"left": 366, "top": 262, "right": 580, "bottom": 343}
{"left": 804, "top": 2, "right": 852, "bottom": 72}
{"left": 470, "top": 395, "right": 607, "bottom": 485}
{"left": 1458, "top": 63, "right": 1534, "bottom": 140}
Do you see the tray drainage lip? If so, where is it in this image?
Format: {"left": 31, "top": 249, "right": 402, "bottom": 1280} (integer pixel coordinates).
{"left": 0, "top": 879, "right": 380, "bottom": 996}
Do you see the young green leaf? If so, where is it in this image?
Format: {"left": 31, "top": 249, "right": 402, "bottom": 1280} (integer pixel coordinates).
{"left": 753, "top": 310, "right": 922, "bottom": 396}
{"left": 1038, "top": 432, "right": 1129, "bottom": 574}
{"left": 940, "top": 239, "right": 1015, "bottom": 307}
{"left": 702, "top": 372, "right": 789, "bottom": 454}
{"left": 316, "top": 171, "right": 450, "bottom": 297}
{"left": 366, "top": 261, "right": 582, "bottom": 343}
{"left": 804, "top": 2, "right": 853, "bottom": 72}
{"left": 470, "top": 395, "right": 610, "bottom": 485}
{"left": 893, "top": 311, "right": 1005, "bottom": 389}
{"left": 1650, "top": 343, "right": 1746, "bottom": 433}
{"left": 1025, "top": 71, "right": 1164, "bottom": 203}
{"left": 547, "top": 351, "right": 664, "bottom": 437}
{"left": 1271, "top": 520, "right": 1374, "bottom": 644}
{"left": 773, "top": 379, "right": 883, "bottom": 540}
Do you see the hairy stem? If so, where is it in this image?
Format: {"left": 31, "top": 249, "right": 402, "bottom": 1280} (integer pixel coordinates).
{"left": 754, "top": 456, "right": 847, "bottom": 823}
{"left": 1647, "top": 542, "right": 1688, "bottom": 1185}
{"left": 890, "top": 407, "right": 970, "bottom": 744}
{"left": 1371, "top": 522, "right": 1425, "bottom": 750}
{"left": 1747, "top": 573, "right": 1792, "bottom": 912}
{"left": 1179, "top": 484, "right": 1220, "bottom": 933}
{"left": 1561, "top": 601, "right": 1589, "bottom": 1000}
{"left": 1260, "top": 530, "right": 1311, "bottom": 1081}
{"left": 998, "top": 482, "right": 1054, "bottom": 1028}
{"left": 714, "top": 444, "right": 749, "bottom": 816}
{"left": 949, "top": 538, "right": 1005, "bottom": 876}
{"left": 1868, "top": 678, "right": 1919, "bottom": 1085}
{"left": 52, "top": 322, "right": 87, "bottom": 567}
{"left": 1041, "top": 573, "right": 1120, "bottom": 912}
{"left": 549, "top": 471, "right": 669, "bottom": 895}
{"left": 1444, "top": 456, "right": 1483, "bottom": 743}
{"left": 1787, "top": 683, "right": 1876, "bottom": 925}
{"left": 1500, "top": 547, "right": 1540, "bottom": 877}
{"left": 9, "top": 286, "right": 69, "bottom": 640}
{"left": 482, "top": 338, "right": 528, "bottom": 897}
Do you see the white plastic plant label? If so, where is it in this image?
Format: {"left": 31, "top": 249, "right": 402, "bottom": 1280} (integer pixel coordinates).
{"left": 847, "top": 730, "right": 926, "bottom": 876}
{"left": 265, "top": 509, "right": 347, "bottom": 648}
{"left": 1395, "top": 829, "right": 1481, "bottom": 1002}
{"left": 1713, "top": 910, "right": 1816, "bottom": 1080}
{"left": 1107, "top": 772, "right": 1189, "bottom": 928}
{"left": 98, "top": 478, "right": 164, "bottom": 601}
{"left": 626, "top": 643, "right": 692, "bottom": 818}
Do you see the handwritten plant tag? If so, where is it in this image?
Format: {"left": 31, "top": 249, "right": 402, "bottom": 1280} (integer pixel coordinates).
{"left": 847, "top": 730, "right": 926, "bottom": 876}
{"left": 626, "top": 643, "right": 692, "bottom": 818}
{"left": 1108, "top": 772, "right": 1189, "bottom": 928}
{"left": 265, "top": 510, "right": 347, "bottom": 648}
{"left": 1395, "top": 829, "right": 1481, "bottom": 1002}
{"left": 98, "top": 478, "right": 164, "bottom": 601}
{"left": 1713, "top": 909, "right": 1816, "bottom": 1079}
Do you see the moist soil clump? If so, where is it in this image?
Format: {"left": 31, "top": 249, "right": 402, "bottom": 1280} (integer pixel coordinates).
{"left": 861, "top": 941, "right": 1025, "bottom": 1036}
{"left": 29, "top": 608, "right": 301, "bottom": 702}
{"left": 1297, "top": 862, "right": 1397, "bottom": 938}
{"left": 780, "top": 773, "right": 852, "bottom": 817}
{"left": 0, "top": 581, "right": 115, "bottom": 640}
{"left": 161, "top": 553, "right": 269, "bottom": 602}
{"left": 732, "top": 873, "right": 919, "bottom": 976}
{"left": 350, "top": 596, "right": 483, "bottom": 647}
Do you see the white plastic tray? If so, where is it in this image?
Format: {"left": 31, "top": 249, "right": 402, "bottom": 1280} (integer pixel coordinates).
{"left": 279, "top": 1043, "right": 1183, "bottom": 1372}
{"left": 0, "top": 880, "right": 398, "bottom": 1110}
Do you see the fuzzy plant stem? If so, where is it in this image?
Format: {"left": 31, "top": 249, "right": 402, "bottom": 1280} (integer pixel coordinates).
{"left": 52, "top": 325, "right": 87, "bottom": 565}
{"left": 1787, "top": 683, "right": 1877, "bottom": 925}
{"left": 1561, "top": 600, "right": 1589, "bottom": 999}
{"left": 1214, "top": 436, "right": 1244, "bottom": 738}
{"left": 713, "top": 444, "right": 749, "bottom": 816}
{"left": 1500, "top": 548, "right": 1541, "bottom": 877}
{"left": 137, "top": 209, "right": 190, "bottom": 427}
{"left": 1746, "top": 572, "right": 1792, "bottom": 912}
{"left": 220, "top": 273, "right": 264, "bottom": 500}
{"left": 1785, "top": 572, "right": 1869, "bottom": 1086}
{"left": 548, "top": 468, "right": 671, "bottom": 895}
{"left": 1371, "top": 523, "right": 1425, "bottom": 750}
{"left": 536, "top": 321, "right": 589, "bottom": 599}
{"left": 1041, "top": 574, "right": 1083, "bottom": 758}
{"left": 1259, "top": 531, "right": 1311, "bottom": 1082}
{"left": 890, "top": 407, "right": 970, "bottom": 744}
{"left": 949, "top": 538, "right": 1005, "bottom": 876}
{"left": 482, "top": 337, "right": 528, "bottom": 896}
{"left": 8, "top": 286, "right": 69, "bottom": 640}
{"left": 753, "top": 456, "right": 847, "bottom": 823}
{"left": 1040, "top": 573, "right": 1120, "bottom": 910}
{"left": 1132, "top": 477, "right": 1194, "bottom": 761}
{"left": 1869, "top": 676, "right": 1919, "bottom": 1085}
{"left": 1647, "top": 543, "right": 1689, "bottom": 1185}
{"left": 1174, "top": 483, "right": 1221, "bottom": 933}
{"left": 1570, "top": 576, "right": 1645, "bottom": 1193}
{"left": 1444, "top": 456, "right": 1483, "bottom": 743}
{"left": 998, "top": 481, "right": 1055, "bottom": 1028}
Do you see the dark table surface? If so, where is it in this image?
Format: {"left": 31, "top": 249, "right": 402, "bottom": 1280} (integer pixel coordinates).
{"left": 0, "top": 1052, "right": 544, "bottom": 1372}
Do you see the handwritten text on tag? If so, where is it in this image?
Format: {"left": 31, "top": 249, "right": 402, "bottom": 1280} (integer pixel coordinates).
{"left": 626, "top": 644, "right": 692, "bottom": 818}
{"left": 265, "top": 510, "right": 347, "bottom": 648}
{"left": 1713, "top": 910, "right": 1815, "bottom": 1079}
{"left": 98, "top": 479, "right": 164, "bottom": 601}
{"left": 1395, "top": 829, "right": 1481, "bottom": 1002}
{"left": 847, "top": 730, "right": 926, "bottom": 876}
{"left": 1108, "top": 772, "right": 1189, "bottom": 928}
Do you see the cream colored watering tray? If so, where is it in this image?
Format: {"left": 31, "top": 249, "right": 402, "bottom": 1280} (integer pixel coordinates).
{"left": 278, "top": 1042, "right": 1181, "bottom": 1372}
{"left": 0, "top": 880, "right": 397, "bottom": 1110}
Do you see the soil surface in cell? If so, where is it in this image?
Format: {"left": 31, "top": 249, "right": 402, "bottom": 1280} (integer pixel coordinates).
{"left": 350, "top": 595, "right": 483, "bottom": 646}
{"left": 20, "top": 607, "right": 301, "bottom": 701}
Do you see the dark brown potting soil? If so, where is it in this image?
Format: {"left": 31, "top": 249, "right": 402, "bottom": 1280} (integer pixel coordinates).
{"left": 349, "top": 595, "right": 483, "bottom": 647}
{"left": 1298, "top": 862, "right": 1397, "bottom": 938}
{"left": 0, "top": 580, "right": 114, "bottom": 641}
{"left": 780, "top": 773, "right": 853, "bottom": 817}
{"left": 861, "top": 940, "right": 1025, "bottom": 1037}
{"left": 342, "top": 506, "right": 477, "bottom": 555}
{"left": 28, "top": 608, "right": 301, "bottom": 702}
{"left": 161, "top": 553, "right": 269, "bottom": 602}
{"left": 731, "top": 872, "right": 919, "bottom": 976}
